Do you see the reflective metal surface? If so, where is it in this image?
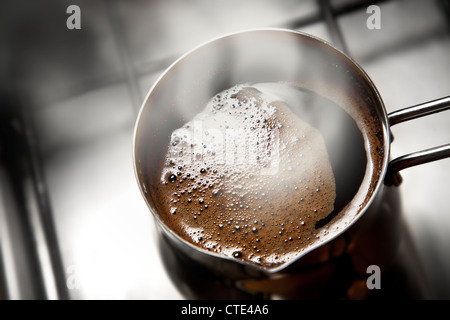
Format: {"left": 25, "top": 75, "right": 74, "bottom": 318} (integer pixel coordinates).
{"left": 386, "top": 96, "right": 450, "bottom": 186}
{"left": 1, "top": 0, "right": 449, "bottom": 299}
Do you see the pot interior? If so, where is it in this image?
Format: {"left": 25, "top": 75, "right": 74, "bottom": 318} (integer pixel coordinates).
{"left": 134, "top": 29, "right": 389, "bottom": 271}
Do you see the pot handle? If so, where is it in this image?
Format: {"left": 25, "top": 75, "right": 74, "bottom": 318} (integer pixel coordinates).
{"left": 385, "top": 96, "right": 450, "bottom": 186}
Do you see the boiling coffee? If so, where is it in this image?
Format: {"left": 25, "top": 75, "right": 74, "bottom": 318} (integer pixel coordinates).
{"left": 149, "top": 82, "right": 369, "bottom": 269}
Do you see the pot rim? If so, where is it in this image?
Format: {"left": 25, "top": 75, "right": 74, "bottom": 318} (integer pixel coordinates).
{"left": 132, "top": 28, "right": 391, "bottom": 274}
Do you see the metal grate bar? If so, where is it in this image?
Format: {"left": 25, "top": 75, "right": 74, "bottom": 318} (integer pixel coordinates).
{"left": 105, "top": 0, "right": 143, "bottom": 114}
{"left": 318, "top": 0, "right": 349, "bottom": 54}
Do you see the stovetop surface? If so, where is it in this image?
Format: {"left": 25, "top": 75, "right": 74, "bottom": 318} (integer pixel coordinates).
{"left": 0, "top": 0, "right": 449, "bottom": 299}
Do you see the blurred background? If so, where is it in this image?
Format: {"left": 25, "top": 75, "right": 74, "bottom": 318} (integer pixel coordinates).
{"left": 0, "top": 0, "right": 449, "bottom": 299}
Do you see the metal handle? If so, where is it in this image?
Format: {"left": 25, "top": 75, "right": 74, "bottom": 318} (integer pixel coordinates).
{"left": 385, "top": 96, "right": 450, "bottom": 186}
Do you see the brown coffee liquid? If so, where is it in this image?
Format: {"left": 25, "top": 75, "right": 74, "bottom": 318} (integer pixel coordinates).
{"left": 150, "top": 83, "right": 368, "bottom": 269}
